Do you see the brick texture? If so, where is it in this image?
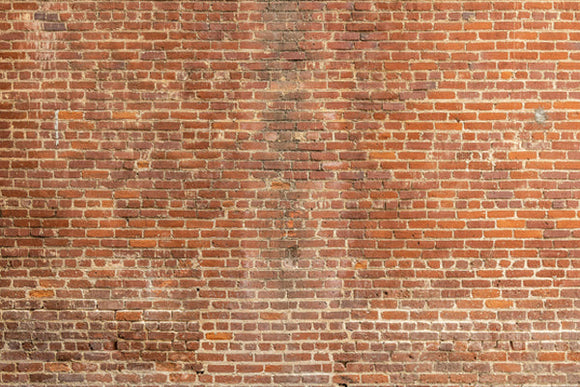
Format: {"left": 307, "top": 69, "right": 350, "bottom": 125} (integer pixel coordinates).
{"left": 2, "top": 1, "right": 580, "bottom": 386}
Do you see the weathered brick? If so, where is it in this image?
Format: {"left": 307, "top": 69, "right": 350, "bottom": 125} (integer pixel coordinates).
{"left": 1, "top": 1, "right": 580, "bottom": 385}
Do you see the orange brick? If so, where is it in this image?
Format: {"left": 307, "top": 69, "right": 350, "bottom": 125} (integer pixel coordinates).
{"left": 500, "top": 71, "right": 513, "bottom": 79}
{"left": 485, "top": 299, "right": 513, "bottom": 309}
{"left": 553, "top": 101, "right": 580, "bottom": 109}
{"left": 45, "top": 363, "right": 71, "bottom": 372}
{"left": 538, "top": 352, "right": 565, "bottom": 361}
{"left": 116, "top": 311, "right": 142, "bottom": 321}
{"left": 494, "top": 363, "right": 521, "bottom": 373}
{"left": 137, "top": 160, "right": 150, "bottom": 169}
{"left": 508, "top": 151, "right": 536, "bottom": 160}
{"left": 557, "top": 220, "right": 580, "bottom": 229}
{"left": 58, "top": 111, "right": 84, "bottom": 120}
{"left": 115, "top": 190, "right": 140, "bottom": 199}
{"left": 206, "top": 332, "right": 233, "bottom": 340}
{"left": 29, "top": 290, "right": 54, "bottom": 298}
{"left": 270, "top": 180, "right": 291, "bottom": 190}
{"left": 472, "top": 289, "right": 500, "bottom": 298}
{"left": 369, "top": 151, "right": 396, "bottom": 159}
{"left": 355, "top": 260, "right": 368, "bottom": 269}
{"left": 129, "top": 239, "right": 157, "bottom": 248}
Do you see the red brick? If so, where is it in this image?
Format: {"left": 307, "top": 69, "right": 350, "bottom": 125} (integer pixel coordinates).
{"left": 2, "top": 1, "right": 580, "bottom": 385}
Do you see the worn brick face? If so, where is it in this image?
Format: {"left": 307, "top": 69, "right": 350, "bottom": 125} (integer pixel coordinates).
{"left": 2, "top": 0, "right": 580, "bottom": 386}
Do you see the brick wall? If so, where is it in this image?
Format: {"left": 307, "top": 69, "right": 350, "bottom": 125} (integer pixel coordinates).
{"left": 1, "top": 1, "right": 580, "bottom": 385}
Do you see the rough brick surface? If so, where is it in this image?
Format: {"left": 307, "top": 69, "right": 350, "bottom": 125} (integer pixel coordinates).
{"left": 1, "top": 1, "right": 580, "bottom": 386}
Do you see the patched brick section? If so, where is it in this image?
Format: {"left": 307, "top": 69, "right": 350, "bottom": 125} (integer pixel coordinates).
{"left": 2, "top": 1, "right": 580, "bottom": 386}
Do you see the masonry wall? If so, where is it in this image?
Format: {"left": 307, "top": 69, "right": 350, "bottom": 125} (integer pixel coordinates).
{"left": 1, "top": 1, "right": 580, "bottom": 386}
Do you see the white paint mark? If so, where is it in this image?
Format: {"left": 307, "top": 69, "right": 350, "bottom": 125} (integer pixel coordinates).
{"left": 535, "top": 108, "right": 547, "bottom": 124}
{"left": 55, "top": 110, "right": 59, "bottom": 146}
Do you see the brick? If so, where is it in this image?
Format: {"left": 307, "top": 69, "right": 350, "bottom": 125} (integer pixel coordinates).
{"left": 29, "top": 290, "right": 54, "bottom": 298}
{"left": 112, "top": 111, "right": 138, "bottom": 120}
{"left": 485, "top": 299, "right": 514, "bottom": 309}
{"left": 58, "top": 111, "right": 84, "bottom": 120}
{"left": 115, "top": 311, "right": 142, "bottom": 321}
{"left": 129, "top": 239, "right": 157, "bottom": 248}
{"left": 2, "top": 1, "right": 580, "bottom": 385}
{"left": 206, "top": 332, "right": 233, "bottom": 341}
{"left": 538, "top": 352, "right": 566, "bottom": 361}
